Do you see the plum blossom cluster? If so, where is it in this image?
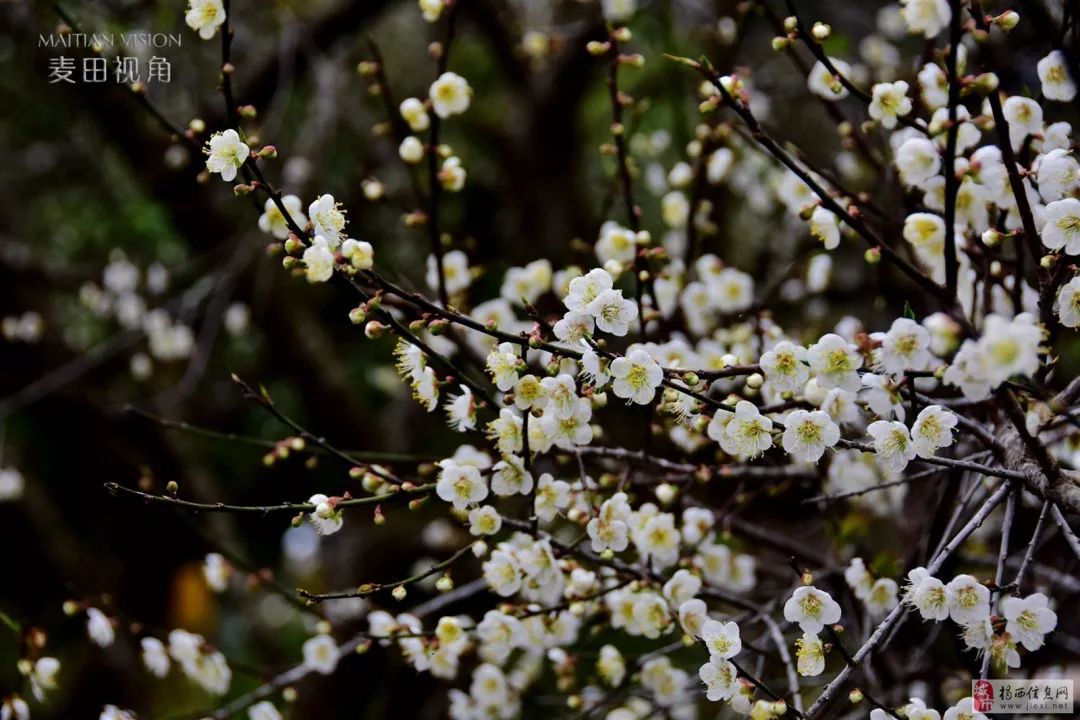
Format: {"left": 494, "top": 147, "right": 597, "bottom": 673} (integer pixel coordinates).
{"left": 904, "top": 568, "right": 1058, "bottom": 671}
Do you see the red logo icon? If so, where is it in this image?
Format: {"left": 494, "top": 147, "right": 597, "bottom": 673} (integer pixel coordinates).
{"left": 974, "top": 680, "right": 994, "bottom": 712}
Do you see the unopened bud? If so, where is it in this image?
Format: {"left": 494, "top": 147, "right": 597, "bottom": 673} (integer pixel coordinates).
{"left": 258, "top": 145, "right": 278, "bottom": 159}
{"left": 994, "top": 11, "right": 1020, "bottom": 31}
{"left": 811, "top": 22, "right": 831, "bottom": 40}
{"left": 166, "top": 480, "right": 179, "bottom": 495}
{"left": 391, "top": 585, "right": 408, "bottom": 601}
{"left": 783, "top": 16, "right": 798, "bottom": 32}
{"left": 771, "top": 36, "right": 791, "bottom": 51}
{"left": 746, "top": 372, "right": 764, "bottom": 389}
{"left": 864, "top": 247, "right": 882, "bottom": 265}
{"left": 1040, "top": 254, "right": 1057, "bottom": 269}
{"left": 611, "top": 27, "right": 632, "bottom": 43}
{"left": 849, "top": 689, "right": 864, "bottom": 704}
{"left": 435, "top": 575, "right": 454, "bottom": 592}
{"left": 586, "top": 41, "right": 611, "bottom": 56}
{"left": 364, "top": 320, "right": 387, "bottom": 339}
{"left": 238, "top": 104, "right": 257, "bottom": 119}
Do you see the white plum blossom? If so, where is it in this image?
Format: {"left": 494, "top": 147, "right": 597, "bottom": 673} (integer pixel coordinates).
{"left": 204, "top": 129, "right": 248, "bottom": 182}
{"left": 1002, "top": 593, "right": 1057, "bottom": 650}
{"left": 399, "top": 97, "right": 430, "bottom": 131}
{"left": 486, "top": 342, "right": 520, "bottom": 391}
{"left": 86, "top": 608, "right": 114, "bottom": 648}
{"left": 901, "top": 0, "right": 950, "bottom": 37}
{"left": 943, "top": 698, "right": 987, "bottom": 720}
{"left": 399, "top": 136, "right": 425, "bottom": 164}
{"left": 564, "top": 268, "right": 613, "bottom": 312}
{"left": 436, "top": 460, "right": 488, "bottom": 510}
{"left": 602, "top": 0, "right": 636, "bottom": 22}
{"left": 1002, "top": 96, "right": 1044, "bottom": 151}
{"left": 876, "top": 317, "right": 932, "bottom": 375}
{"left": 808, "top": 206, "right": 840, "bottom": 250}
{"left": 896, "top": 137, "right": 941, "bottom": 188}
{"left": 430, "top": 72, "right": 472, "bottom": 118}
{"left": 866, "top": 578, "right": 900, "bottom": 618}
{"left": 203, "top": 552, "right": 230, "bottom": 592}
{"left": 258, "top": 195, "right": 306, "bottom": 239}
{"left": 490, "top": 456, "right": 532, "bottom": 496}
{"left": 905, "top": 567, "right": 949, "bottom": 621}
{"left": 713, "top": 400, "right": 774, "bottom": 460}
{"left": 869, "top": 80, "right": 913, "bottom": 128}
{"left": 807, "top": 58, "right": 852, "bottom": 100}
{"left": 1038, "top": 50, "right": 1077, "bottom": 102}
{"left": 700, "top": 619, "right": 741, "bottom": 660}
{"left": 760, "top": 341, "right": 809, "bottom": 393}
{"left": 482, "top": 549, "right": 521, "bottom": 596}
{"left": 1056, "top": 276, "right": 1080, "bottom": 327}
{"left": 302, "top": 237, "right": 335, "bottom": 283}
{"left": 428, "top": 249, "right": 472, "bottom": 295}
{"left": 710, "top": 267, "right": 754, "bottom": 314}
{"left": 185, "top": 0, "right": 226, "bottom": 39}
{"left": 586, "top": 288, "right": 638, "bottom": 336}
{"left": 1042, "top": 198, "right": 1080, "bottom": 254}
{"left": 1036, "top": 148, "right": 1079, "bottom": 202}
{"left": 867, "top": 420, "right": 916, "bottom": 472}
{"left": 308, "top": 195, "right": 347, "bottom": 248}
{"left": 533, "top": 473, "right": 570, "bottom": 522}
{"left": 609, "top": 348, "right": 663, "bottom": 404}
{"left": 699, "top": 656, "right": 738, "bottom": 701}
{"left": 781, "top": 409, "right": 840, "bottom": 462}
{"left": 945, "top": 574, "right": 990, "bottom": 625}
{"left": 308, "top": 493, "right": 343, "bottom": 536}
{"left": 795, "top": 632, "right": 825, "bottom": 676}
{"left": 340, "top": 238, "right": 374, "bottom": 270}
{"left": 248, "top": 701, "right": 283, "bottom": 720}
{"left": 807, "top": 333, "right": 863, "bottom": 392}
{"left": 141, "top": 637, "right": 170, "bottom": 678}
{"left": 468, "top": 505, "right": 502, "bottom": 536}
{"left": 910, "top": 405, "right": 957, "bottom": 458}
{"left": 302, "top": 634, "right": 340, "bottom": 675}
{"left": 784, "top": 585, "right": 842, "bottom": 634}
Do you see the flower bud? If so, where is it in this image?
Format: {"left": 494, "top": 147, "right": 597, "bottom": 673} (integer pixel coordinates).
{"left": 364, "top": 321, "right": 387, "bottom": 339}
{"left": 994, "top": 11, "right": 1020, "bottom": 31}
{"left": 864, "top": 247, "right": 881, "bottom": 265}
{"left": 611, "top": 27, "right": 632, "bottom": 43}
{"left": 257, "top": 145, "right": 278, "bottom": 159}
{"left": 391, "top": 585, "right": 407, "bottom": 601}
{"left": 783, "top": 16, "right": 798, "bottom": 32}
{"left": 435, "top": 575, "right": 454, "bottom": 592}
{"left": 849, "top": 689, "right": 864, "bottom": 704}
{"left": 586, "top": 41, "right": 611, "bottom": 56}
{"left": 771, "top": 36, "right": 790, "bottom": 51}
{"left": 811, "top": 22, "right": 831, "bottom": 40}
{"left": 349, "top": 307, "right": 366, "bottom": 325}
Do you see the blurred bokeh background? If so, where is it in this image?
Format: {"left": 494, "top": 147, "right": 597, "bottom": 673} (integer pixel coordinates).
{"left": 1, "top": 0, "right": 1078, "bottom": 717}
